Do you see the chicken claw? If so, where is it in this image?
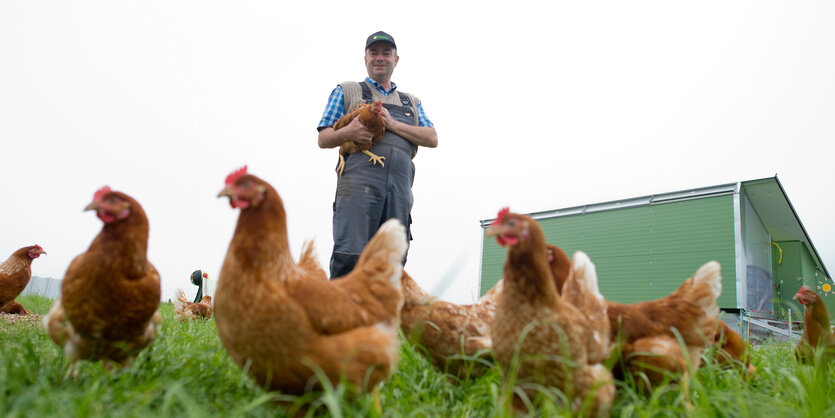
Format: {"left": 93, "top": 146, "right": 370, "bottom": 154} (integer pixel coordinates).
{"left": 337, "top": 155, "right": 347, "bottom": 176}
{"left": 362, "top": 150, "right": 386, "bottom": 167}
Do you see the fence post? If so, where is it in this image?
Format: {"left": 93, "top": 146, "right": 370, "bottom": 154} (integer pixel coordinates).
{"left": 746, "top": 312, "right": 751, "bottom": 343}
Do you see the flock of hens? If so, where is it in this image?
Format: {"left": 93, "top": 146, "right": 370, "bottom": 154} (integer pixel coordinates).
{"left": 2, "top": 106, "right": 834, "bottom": 415}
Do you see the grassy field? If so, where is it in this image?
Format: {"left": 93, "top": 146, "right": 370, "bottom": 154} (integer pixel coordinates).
{"left": 1, "top": 294, "right": 833, "bottom": 417}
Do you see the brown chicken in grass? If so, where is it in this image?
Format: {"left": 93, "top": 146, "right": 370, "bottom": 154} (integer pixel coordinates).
{"left": 546, "top": 244, "right": 736, "bottom": 382}
{"left": 712, "top": 320, "right": 756, "bottom": 375}
{"left": 0, "top": 300, "right": 28, "bottom": 315}
{"left": 487, "top": 208, "right": 614, "bottom": 417}
{"left": 334, "top": 100, "right": 386, "bottom": 175}
{"left": 399, "top": 271, "right": 501, "bottom": 379}
{"left": 397, "top": 244, "right": 570, "bottom": 379}
{"left": 43, "top": 187, "right": 161, "bottom": 365}
{"left": 0, "top": 245, "right": 46, "bottom": 314}
{"left": 793, "top": 286, "right": 835, "bottom": 363}
{"left": 607, "top": 261, "right": 722, "bottom": 390}
{"left": 215, "top": 166, "right": 406, "bottom": 394}
{"left": 173, "top": 288, "right": 213, "bottom": 320}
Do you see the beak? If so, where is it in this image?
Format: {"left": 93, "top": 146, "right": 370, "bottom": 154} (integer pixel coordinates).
{"left": 217, "top": 186, "right": 233, "bottom": 199}
{"left": 84, "top": 201, "right": 99, "bottom": 212}
{"left": 792, "top": 293, "right": 800, "bottom": 301}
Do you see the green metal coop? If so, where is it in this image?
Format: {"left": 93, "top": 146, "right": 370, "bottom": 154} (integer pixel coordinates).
{"left": 478, "top": 176, "right": 832, "bottom": 337}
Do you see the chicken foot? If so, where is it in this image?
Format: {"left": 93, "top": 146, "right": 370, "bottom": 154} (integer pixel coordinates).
{"left": 362, "top": 150, "right": 386, "bottom": 167}
{"left": 337, "top": 151, "right": 386, "bottom": 176}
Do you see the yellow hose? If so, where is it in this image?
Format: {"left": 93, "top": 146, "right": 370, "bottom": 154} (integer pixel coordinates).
{"left": 769, "top": 241, "right": 783, "bottom": 264}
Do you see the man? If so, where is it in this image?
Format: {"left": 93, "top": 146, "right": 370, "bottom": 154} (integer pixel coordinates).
{"left": 317, "top": 31, "right": 438, "bottom": 279}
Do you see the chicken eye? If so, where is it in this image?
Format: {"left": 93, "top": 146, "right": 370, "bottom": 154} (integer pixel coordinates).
{"left": 506, "top": 219, "right": 517, "bottom": 227}
{"left": 108, "top": 197, "right": 117, "bottom": 204}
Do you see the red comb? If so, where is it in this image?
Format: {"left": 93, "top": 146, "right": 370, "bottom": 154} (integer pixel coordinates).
{"left": 225, "top": 165, "right": 248, "bottom": 186}
{"left": 491, "top": 207, "right": 510, "bottom": 227}
{"left": 93, "top": 186, "right": 112, "bottom": 202}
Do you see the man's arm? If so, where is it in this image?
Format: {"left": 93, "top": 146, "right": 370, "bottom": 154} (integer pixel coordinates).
{"left": 385, "top": 121, "right": 438, "bottom": 148}
{"left": 380, "top": 107, "right": 438, "bottom": 148}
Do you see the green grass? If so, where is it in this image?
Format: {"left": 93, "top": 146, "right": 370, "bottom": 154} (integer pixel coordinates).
{"left": 1, "top": 294, "right": 833, "bottom": 417}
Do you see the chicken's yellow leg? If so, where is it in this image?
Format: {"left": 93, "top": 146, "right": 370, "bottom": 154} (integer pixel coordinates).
{"left": 362, "top": 150, "right": 386, "bottom": 167}
{"left": 337, "top": 155, "right": 346, "bottom": 176}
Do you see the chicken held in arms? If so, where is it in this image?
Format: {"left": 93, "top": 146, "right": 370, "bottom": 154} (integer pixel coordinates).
{"left": 215, "top": 166, "right": 407, "bottom": 394}
{"left": 793, "top": 285, "right": 835, "bottom": 363}
{"left": 174, "top": 288, "right": 213, "bottom": 320}
{"left": 487, "top": 208, "right": 614, "bottom": 416}
{"left": 334, "top": 100, "right": 386, "bottom": 175}
{"left": 0, "top": 245, "right": 46, "bottom": 315}
{"left": 43, "top": 186, "right": 161, "bottom": 365}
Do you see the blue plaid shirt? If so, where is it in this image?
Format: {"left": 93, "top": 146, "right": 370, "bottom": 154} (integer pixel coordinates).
{"left": 317, "top": 77, "right": 434, "bottom": 130}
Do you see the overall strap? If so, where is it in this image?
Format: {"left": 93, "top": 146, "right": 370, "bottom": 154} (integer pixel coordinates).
{"left": 360, "top": 81, "right": 373, "bottom": 103}
{"left": 360, "top": 81, "right": 411, "bottom": 107}
{"left": 397, "top": 91, "right": 411, "bottom": 106}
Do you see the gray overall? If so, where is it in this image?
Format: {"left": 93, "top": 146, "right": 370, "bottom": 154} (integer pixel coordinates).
{"left": 329, "top": 82, "right": 417, "bottom": 279}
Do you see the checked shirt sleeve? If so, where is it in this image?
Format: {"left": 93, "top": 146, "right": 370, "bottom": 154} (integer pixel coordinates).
{"left": 415, "top": 100, "right": 434, "bottom": 128}
{"left": 317, "top": 85, "right": 346, "bottom": 130}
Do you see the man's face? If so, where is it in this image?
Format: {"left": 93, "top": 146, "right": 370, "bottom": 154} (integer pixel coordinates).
{"left": 364, "top": 43, "right": 399, "bottom": 82}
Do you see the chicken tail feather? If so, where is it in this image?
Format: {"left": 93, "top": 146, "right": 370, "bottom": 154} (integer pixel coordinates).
{"left": 354, "top": 218, "right": 408, "bottom": 290}
{"left": 564, "top": 251, "right": 611, "bottom": 362}
{"left": 565, "top": 251, "right": 604, "bottom": 303}
{"left": 676, "top": 261, "right": 723, "bottom": 344}
{"left": 692, "top": 261, "right": 722, "bottom": 299}
{"left": 682, "top": 261, "right": 722, "bottom": 319}
{"left": 173, "top": 288, "right": 188, "bottom": 315}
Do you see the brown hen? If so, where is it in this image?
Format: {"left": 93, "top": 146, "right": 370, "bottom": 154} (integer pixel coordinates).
{"left": 0, "top": 245, "right": 46, "bottom": 314}
{"left": 43, "top": 186, "right": 161, "bottom": 365}
{"left": 607, "top": 261, "right": 722, "bottom": 390}
{"left": 0, "top": 300, "right": 28, "bottom": 315}
{"left": 793, "top": 285, "right": 835, "bottom": 363}
{"left": 712, "top": 320, "right": 756, "bottom": 375}
{"left": 215, "top": 166, "right": 406, "bottom": 394}
{"left": 334, "top": 100, "right": 386, "bottom": 175}
{"left": 487, "top": 208, "right": 614, "bottom": 417}
{"left": 399, "top": 271, "right": 501, "bottom": 379}
{"left": 174, "top": 288, "right": 213, "bottom": 320}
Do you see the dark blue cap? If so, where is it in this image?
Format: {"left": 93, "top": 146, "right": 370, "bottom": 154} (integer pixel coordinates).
{"left": 366, "top": 31, "right": 396, "bottom": 49}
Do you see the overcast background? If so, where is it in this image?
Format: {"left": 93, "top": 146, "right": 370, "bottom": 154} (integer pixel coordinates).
{"left": 2, "top": 1, "right": 833, "bottom": 304}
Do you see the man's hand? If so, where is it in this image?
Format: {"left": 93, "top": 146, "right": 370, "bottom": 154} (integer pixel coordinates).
{"left": 317, "top": 117, "right": 373, "bottom": 149}
{"left": 343, "top": 117, "right": 373, "bottom": 146}
{"left": 377, "top": 105, "right": 438, "bottom": 148}
{"left": 379, "top": 105, "right": 396, "bottom": 128}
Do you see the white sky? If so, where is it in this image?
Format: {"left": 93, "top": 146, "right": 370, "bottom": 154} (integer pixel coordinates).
{"left": 2, "top": 1, "right": 833, "bottom": 304}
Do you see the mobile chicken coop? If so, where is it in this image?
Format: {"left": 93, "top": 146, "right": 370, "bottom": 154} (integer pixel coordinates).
{"left": 478, "top": 176, "right": 832, "bottom": 341}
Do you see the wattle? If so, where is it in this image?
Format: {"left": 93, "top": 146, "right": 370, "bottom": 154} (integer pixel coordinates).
{"left": 502, "top": 235, "right": 519, "bottom": 246}
{"left": 235, "top": 199, "right": 251, "bottom": 210}
{"left": 98, "top": 211, "right": 117, "bottom": 223}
